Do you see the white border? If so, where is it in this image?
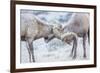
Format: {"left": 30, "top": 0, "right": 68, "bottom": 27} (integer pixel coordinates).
{"left": 16, "top": 4, "right": 94, "bottom": 69}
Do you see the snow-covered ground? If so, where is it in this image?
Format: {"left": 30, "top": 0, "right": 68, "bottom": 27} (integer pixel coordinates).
{"left": 20, "top": 37, "right": 89, "bottom": 63}
{"left": 20, "top": 10, "right": 90, "bottom": 63}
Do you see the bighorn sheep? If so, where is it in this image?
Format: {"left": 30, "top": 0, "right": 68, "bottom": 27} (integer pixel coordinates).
{"left": 21, "top": 14, "right": 54, "bottom": 62}
{"left": 63, "top": 13, "right": 89, "bottom": 58}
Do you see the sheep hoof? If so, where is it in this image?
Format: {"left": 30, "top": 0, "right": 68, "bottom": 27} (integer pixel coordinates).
{"left": 32, "top": 60, "right": 35, "bottom": 62}
{"left": 33, "top": 61, "right": 35, "bottom": 62}
{"left": 72, "top": 55, "right": 77, "bottom": 59}
{"left": 83, "top": 55, "right": 87, "bottom": 58}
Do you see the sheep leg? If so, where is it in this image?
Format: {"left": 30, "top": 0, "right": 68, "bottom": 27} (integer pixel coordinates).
{"left": 72, "top": 37, "right": 77, "bottom": 59}
{"left": 88, "top": 29, "right": 90, "bottom": 44}
{"left": 27, "top": 38, "right": 35, "bottom": 62}
{"left": 70, "top": 43, "right": 74, "bottom": 57}
{"left": 26, "top": 41, "right": 32, "bottom": 62}
{"left": 83, "top": 33, "right": 87, "bottom": 58}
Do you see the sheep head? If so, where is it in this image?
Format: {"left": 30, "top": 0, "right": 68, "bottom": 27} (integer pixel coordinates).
{"left": 61, "top": 32, "right": 77, "bottom": 45}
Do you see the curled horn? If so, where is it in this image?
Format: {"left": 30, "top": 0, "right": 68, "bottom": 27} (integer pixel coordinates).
{"left": 61, "top": 32, "right": 78, "bottom": 44}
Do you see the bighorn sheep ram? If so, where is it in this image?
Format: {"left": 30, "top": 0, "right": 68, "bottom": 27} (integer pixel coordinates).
{"left": 62, "top": 13, "right": 89, "bottom": 58}
{"left": 53, "top": 13, "right": 89, "bottom": 58}
{"left": 21, "top": 14, "right": 54, "bottom": 62}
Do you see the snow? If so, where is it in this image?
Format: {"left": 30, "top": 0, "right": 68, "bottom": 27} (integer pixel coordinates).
{"left": 21, "top": 37, "right": 89, "bottom": 63}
